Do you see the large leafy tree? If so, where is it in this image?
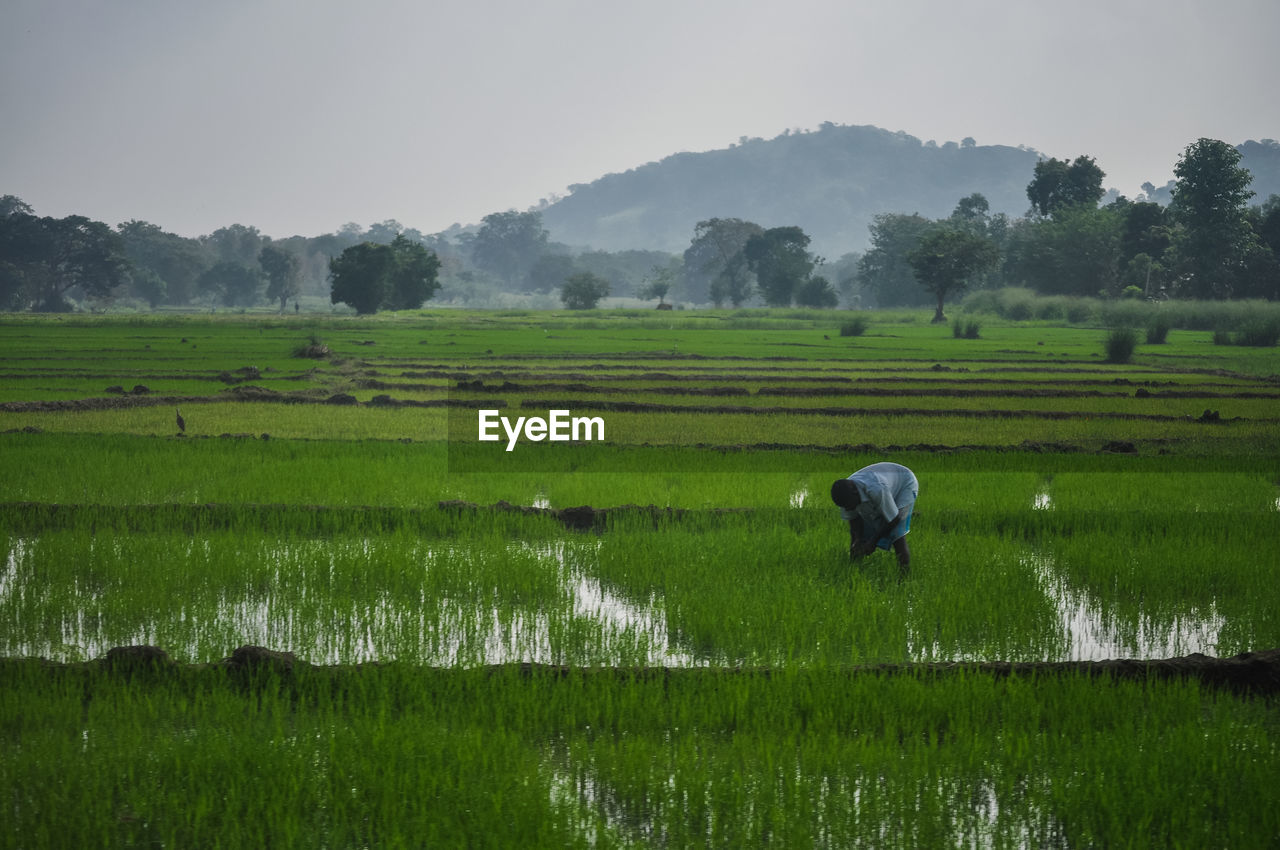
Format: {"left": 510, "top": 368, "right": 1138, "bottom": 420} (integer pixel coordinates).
{"left": 1026, "top": 155, "right": 1106, "bottom": 218}
{"left": 330, "top": 242, "right": 394, "bottom": 314}
{"left": 471, "top": 211, "right": 548, "bottom": 288}
{"left": 743, "top": 226, "right": 816, "bottom": 307}
{"left": 201, "top": 261, "right": 263, "bottom": 308}
{"left": 258, "top": 244, "right": 303, "bottom": 312}
{"left": 560, "top": 272, "right": 610, "bottom": 309}
{"left": 907, "top": 226, "right": 999, "bottom": 322}
{"left": 329, "top": 237, "right": 441, "bottom": 314}
{"left": 202, "top": 224, "right": 265, "bottom": 268}
{"left": 855, "top": 213, "right": 934, "bottom": 307}
{"left": 1004, "top": 205, "right": 1123, "bottom": 297}
{"left": 0, "top": 208, "right": 130, "bottom": 311}
{"left": 1169, "top": 138, "right": 1257, "bottom": 298}
{"left": 682, "top": 218, "right": 763, "bottom": 306}
{"left": 384, "top": 234, "right": 442, "bottom": 310}
{"left": 118, "top": 220, "right": 209, "bottom": 306}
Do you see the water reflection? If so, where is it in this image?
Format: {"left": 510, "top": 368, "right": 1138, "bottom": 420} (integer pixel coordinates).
{"left": 1025, "top": 553, "right": 1225, "bottom": 660}
{"left": 0, "top": 537, "right": 691, "bottom": 667}
{"left": 0, "top": 537, "right": 1239, "bottom": 666}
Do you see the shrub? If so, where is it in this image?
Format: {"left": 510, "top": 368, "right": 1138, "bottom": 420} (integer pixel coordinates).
{"left": 1212, "top": 328, "right": 1233, "bottom": 346}
{"left": 839, "top": 316, "right": 869, "bottom": 337}
{"left": 1005, "top": 297, "right": 1034, "bottom": 321}
{"left": 1098, "top": 300, "right": 1149, "bottom": 330}
{"left": 952, "top": 318, "right": 981, "bottom": 339}
{"left": 1234, "top": 319, "right": 1280, "bottom": 347}
{"left": 1146, "top": 315, "right": 1171, "bottom": 344}
{"left": 1065, "top": 302, "right": 1094, "bottom": 324}
{"left": 1104, "top": 327, "right": 1138, "bottom": 363}
{"left": 1034, "top": 299, "right": 1065, "bottom": 320}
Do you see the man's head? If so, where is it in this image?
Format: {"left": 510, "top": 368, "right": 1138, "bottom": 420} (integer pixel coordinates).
{"left": 830, "top": 478, "right": 860, "bottom": 510}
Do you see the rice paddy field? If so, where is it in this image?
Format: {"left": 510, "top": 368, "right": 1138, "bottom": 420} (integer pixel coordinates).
{"left": 2, "top": 308, "right": 1278, "bottom": 847}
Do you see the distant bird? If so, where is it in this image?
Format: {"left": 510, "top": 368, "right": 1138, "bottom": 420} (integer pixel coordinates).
{"left": 176, "top": 408, "right": 185, "bottom": 433}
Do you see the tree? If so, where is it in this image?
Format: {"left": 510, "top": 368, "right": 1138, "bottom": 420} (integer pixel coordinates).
{"left": 907, "top": 227, "right": 999, "bottom": 322}
{"left": 527, "top": 253, "right": 576, "bottom": 294}
{"left": 640, "top": 264, "right": 676, "bottom": 305}
{"left": 952, "top": 193, "right": 990, "bottom": 227}
{"left": 259, "top": 244, "right": 302, "bottom": 312}
{"left": 0, "top": 211, "right": 130, "bottom": 311}
{"left": 329, "top": 242, "right": 394, "bottom": 314}
{"left": 118, "top": 220, "right": 209, "bottom": 306}
{"left": 1026, "top": 155, "right": 1106, "bottom": 218}
{"left": 1004, "top": 205, "right": 1123, "bottom": 297}
{"left": 202, "top": 224, "right": 265, "bottom": 268}
{"left": 856, "top": 213, "right": 934, "bottom": 307}
{"left": 471, "top": 211, "right": 548, "bottom": 288}
{"left": 683, "top": 218, "right": 763, "bottom": 305}
{"left": 560, "top": 272, "right": 610, "bottom": 309}
{"left": 0, "top": 195, "right": 34, "bottom": 218}
{"left": 793, "top": 275, "right": 839, "bottom": 308}
{"left": 384, "top": 234, "right": 442, "bottom": 310}
{"left": 329, "top": 237, "right": 442, "bottom": 314}
{"left": 201, "top": 261, "right": 263, "bottom": 308}
{"left": 742, "top": 226, "right": 816, "bottom": 307}
{"left": 1169, "top": 138, "right": 1257, "bottom": 298}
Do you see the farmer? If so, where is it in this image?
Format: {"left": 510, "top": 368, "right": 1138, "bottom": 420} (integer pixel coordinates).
{"left": 830, "top": 462, "right": 917, "bottom": 573}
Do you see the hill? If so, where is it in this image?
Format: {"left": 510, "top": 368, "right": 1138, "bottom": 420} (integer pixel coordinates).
{"left": 539, "top": 126, "right": 1280, "bottom": 257}
{"left": 539, "top": 123, "right": 1041, "bottom": 256}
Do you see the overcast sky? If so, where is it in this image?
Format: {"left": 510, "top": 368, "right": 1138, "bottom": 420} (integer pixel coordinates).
{"left": 3, "top": 0, "right": 1278, "bottom": 240}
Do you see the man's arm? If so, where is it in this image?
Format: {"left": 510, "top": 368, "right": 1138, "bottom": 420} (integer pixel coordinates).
{"left": 849, "top": 516, "right": 878, "bottom": 559}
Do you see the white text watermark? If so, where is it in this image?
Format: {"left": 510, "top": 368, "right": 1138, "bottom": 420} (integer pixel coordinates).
{"left": 477, "top": 409, "right": 605, "bottom": 451}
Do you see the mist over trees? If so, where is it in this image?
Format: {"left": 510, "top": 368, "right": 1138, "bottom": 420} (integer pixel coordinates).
{"left": 3, "top": 128, "right": 1279, "bottom": 314}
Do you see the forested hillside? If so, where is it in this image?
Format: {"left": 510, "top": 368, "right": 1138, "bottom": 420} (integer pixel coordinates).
{"left": 541, "top": 124, "right": 1280, "bottom": 257}
{"left": 540, "top": 123, "right": 1041, "bottom": 255}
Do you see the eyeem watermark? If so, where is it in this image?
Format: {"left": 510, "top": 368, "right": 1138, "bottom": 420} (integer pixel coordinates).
{"left": 477, "top": 409, "right": 605, "bottom": 451}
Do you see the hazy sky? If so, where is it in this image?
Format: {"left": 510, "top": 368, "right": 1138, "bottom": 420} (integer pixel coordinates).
{"left": 3, "top": 0, "right": 1278, "bottom": 240}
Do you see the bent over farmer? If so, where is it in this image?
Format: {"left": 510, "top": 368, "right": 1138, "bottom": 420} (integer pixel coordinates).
{"left": 830, "top": 462, "right": 917, "bottom": 574}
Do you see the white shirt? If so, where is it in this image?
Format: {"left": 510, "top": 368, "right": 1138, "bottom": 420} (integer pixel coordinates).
{"left": 840, "top": 462, "right": 918, "bottom": 526}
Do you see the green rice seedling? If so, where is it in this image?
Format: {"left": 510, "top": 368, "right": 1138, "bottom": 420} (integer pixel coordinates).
{"left": 4, "top": 663, "right": 1277, "bottom": 848}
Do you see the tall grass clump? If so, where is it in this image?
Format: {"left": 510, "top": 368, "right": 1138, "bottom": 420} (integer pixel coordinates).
{"left": 951, "top": 317, "right": 981, "bottom": 339}
{"left": 1213, "top": 318, "right": 1280, "bottom": 347}
{"left": 1146, "top": 313, "right": 1171, "bottom": 344}
{"left": 1234, "top": 318, "right": 1280, "bottom": 346}
{"left": 1097, "top": 299, "right": 1151, "bottom": 330}
{"left": 839, "top": 316, "right": 869, "bottom": 337}
{"left": 1104, "top": 327, "right": 1138, "bottom": 363}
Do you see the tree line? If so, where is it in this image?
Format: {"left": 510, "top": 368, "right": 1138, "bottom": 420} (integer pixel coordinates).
{"left": 2, "top": 137, "right": 1278, "bottom": 314}
{"left": 857, "top": 138, "right": 1280, "bottom": 312}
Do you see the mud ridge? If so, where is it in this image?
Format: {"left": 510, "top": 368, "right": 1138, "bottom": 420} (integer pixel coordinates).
{"left": 515, "top": 398, "right": 1258, "bottom": 423}
{"left": 436, "top": 499, "right": 748, "bottom": 531}
{"left": 9, "top": 646, "right": 1278, "bottom": 696}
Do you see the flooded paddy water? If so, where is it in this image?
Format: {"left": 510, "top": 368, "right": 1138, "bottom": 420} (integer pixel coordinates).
{"left": 0, "top": 529, "right": 1252, "bottom": 666}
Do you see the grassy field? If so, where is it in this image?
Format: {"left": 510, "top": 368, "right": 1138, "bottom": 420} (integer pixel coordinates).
{"left": 2, "top": 308, "right": 1278, "bottom": 847}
